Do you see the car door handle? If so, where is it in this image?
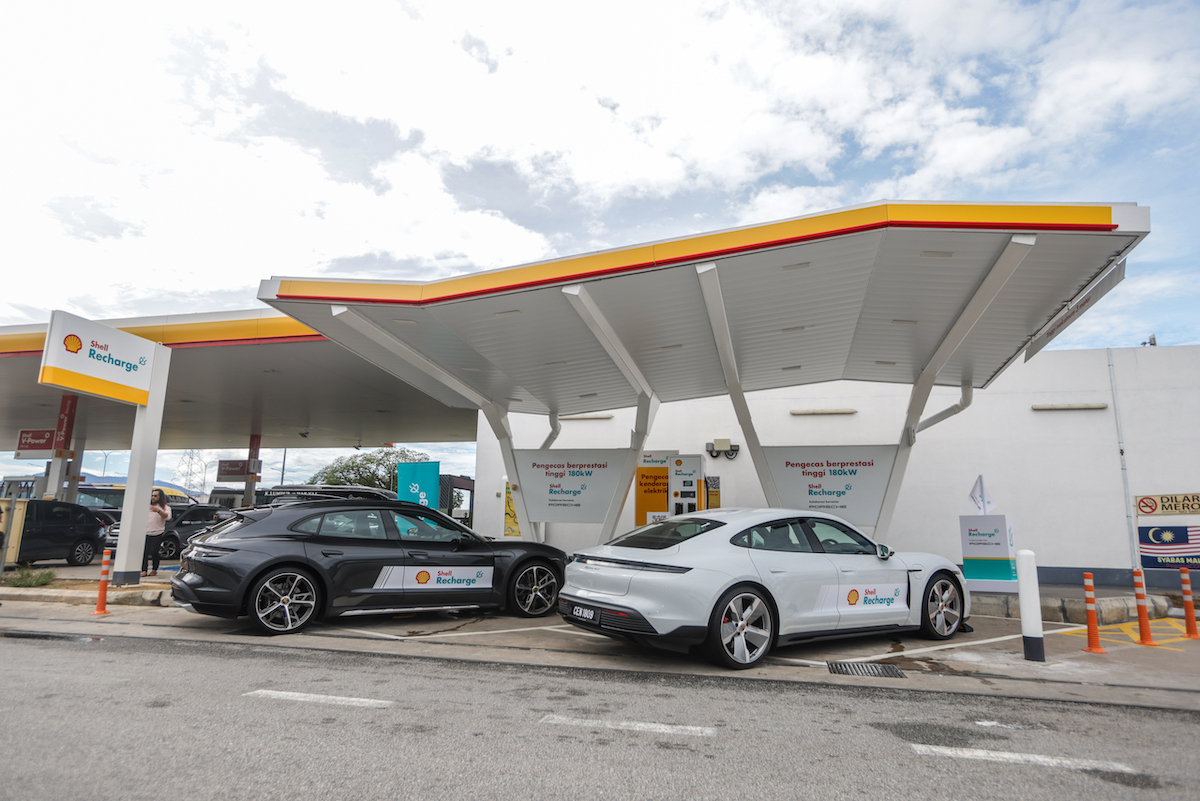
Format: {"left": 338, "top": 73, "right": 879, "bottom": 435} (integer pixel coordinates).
{"left": 840, "top": 567, "right": 855, "bottom": 573}
{"left": 769, "top": 568, "right": 787, "bottom": 573}
{"left": 322, "top": 550, "right": 343, "bottom": 557}
{"left": 409, "top": 551, "right": 428, "bottom": 559}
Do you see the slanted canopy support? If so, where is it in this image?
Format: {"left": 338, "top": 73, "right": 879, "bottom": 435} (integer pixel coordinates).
{"left": 695, "top": 262, "right": 781, "bottom": 507}
{"left": 563, "top": 284, "right": 660, "bottom": 543}
{"left": 874, "top": 234, "right": 1036, "bottom": 540}
{"left": 329, "top": 305, "right": 543, "bottom": 541}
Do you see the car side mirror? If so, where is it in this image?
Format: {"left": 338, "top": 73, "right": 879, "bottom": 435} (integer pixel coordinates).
{"left": 876, "top": 544, "right": 892, "bottom": 560}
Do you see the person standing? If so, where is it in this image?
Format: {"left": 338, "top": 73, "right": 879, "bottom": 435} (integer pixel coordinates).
{"left": 143, "top": 489, "right": 170, "bottom": 577}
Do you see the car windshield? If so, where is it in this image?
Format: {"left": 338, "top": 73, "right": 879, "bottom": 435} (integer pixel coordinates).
{"left": 606, "top": 518, "right": 726, "bottom": 550}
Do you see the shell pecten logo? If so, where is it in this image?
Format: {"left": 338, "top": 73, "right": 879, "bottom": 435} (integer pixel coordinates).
{"left": 416, "top": 570, "right": 431, "bottom": 584}
{"left": 847, "top": 589, "right": 860, "bottom": 606}
{"left": 63, "top": 334, "right": 82, "bottom": 353}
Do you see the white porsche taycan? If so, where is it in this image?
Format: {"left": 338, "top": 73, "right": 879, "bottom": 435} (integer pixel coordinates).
{"left": 559, "top": 507, "right": 970, "bottom": 669}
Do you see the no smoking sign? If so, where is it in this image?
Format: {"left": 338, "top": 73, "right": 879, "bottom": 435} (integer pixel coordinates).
{"left": 1136, "top": 496, "right": 1158, "bottom": 514}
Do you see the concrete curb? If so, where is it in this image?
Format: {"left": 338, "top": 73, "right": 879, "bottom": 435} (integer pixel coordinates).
{"left": 973, "top": 592, "right": 1171, "bottom": 624}
{"left": 0, "top": 587, "right": 176, "bottom": 607}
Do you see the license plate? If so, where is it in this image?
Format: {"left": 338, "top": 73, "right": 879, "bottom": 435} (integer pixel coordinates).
{"left": 571, "top": 604, "right": 599, "bottom": 622}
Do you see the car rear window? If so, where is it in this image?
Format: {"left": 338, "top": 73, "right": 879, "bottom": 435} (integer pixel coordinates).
{"left": 606, "top": 518, "right": 726, "bottom": 550}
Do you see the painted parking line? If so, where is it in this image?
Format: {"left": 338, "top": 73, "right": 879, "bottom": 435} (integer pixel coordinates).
{"left": 540, "top": 713, "right": 715, "bottom": 737}
{"left": 244, "top": 689, "right": 393, "bottom": 708}
{"left": 1060, "top": 619, "right": 1193, "bottom": 650}
{"left": 911, "top": 744, "right": 1136, "bottom": 774}
{"left": 772, "top": 625, "right": 1091, "bottom": 666}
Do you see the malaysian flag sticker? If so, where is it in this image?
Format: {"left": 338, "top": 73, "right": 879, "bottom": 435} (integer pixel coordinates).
{"left": 1138, "top": 526, "right": 1200, "bottom": 569}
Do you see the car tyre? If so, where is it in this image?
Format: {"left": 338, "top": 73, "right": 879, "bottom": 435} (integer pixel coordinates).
{"left": 66, "top": 539, "right": 97, "bottom": 566}
{"left": 158, "top": 537, "right": 180, "bottom": 560}
{"left": 919, "top": 571, "right": 963, "bottom": 640}
{"left": 508, "top": 561, "right": 559, "bottom": 617}
{"left": 706, "top": 585, "right": 775, "bottom": 669}
{"left": 249, "top": 567, "right": 321, "bottom": 635}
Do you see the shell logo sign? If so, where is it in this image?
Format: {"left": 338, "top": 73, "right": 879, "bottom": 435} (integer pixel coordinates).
{"left": 63, "top": 334, "right": 82, "bottom": 353}
{"left": 415, "top": 570, "right": 431, "bottom": 584}
{"left": 846, "top": 589, "right": 859, "bottom": 605}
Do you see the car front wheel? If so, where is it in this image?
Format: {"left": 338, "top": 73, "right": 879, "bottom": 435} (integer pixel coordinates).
{"left": 250, "top": 567, "right": 320, "bottom": 634}
{"left": 158, "top": 537, "right": 180, "bottom": 560}
{"left": 508, "top": 561, "right": 559, "bottom": 617}
{"left": 920, "top": 572, "right": 963, "bottom": 639}
{"left": 706, "top": 586, "right": 775, "bottom": 669}
{"left": 66, "top": 539, "right": 97, "bottom": 566}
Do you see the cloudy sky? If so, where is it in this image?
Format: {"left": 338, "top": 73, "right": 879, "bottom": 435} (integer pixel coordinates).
{"left": 2, "top": 0, "right": 1198, "bottom": 489}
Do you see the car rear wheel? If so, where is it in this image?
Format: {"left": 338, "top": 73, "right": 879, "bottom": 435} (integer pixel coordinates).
{"left": 706, "top": 586, "right": 775, "bottom": 669}
{"left": 508, "top": 561, "right": 559, "bottom": 617}
{"left": 158, "top": 537, "right": 180, "bottom": 560}
{"left": 920, "top": 572, "right": 963, "bottom": 639}
{"left": 250, "top": 567, "right": 320, "bottom": 634}
{"left": 66, "top": 539, "right": 96, "bottom": 566}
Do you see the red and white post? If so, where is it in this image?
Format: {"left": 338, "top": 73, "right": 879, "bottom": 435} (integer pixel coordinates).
{"left": 1181, "top": 568, "right": 1199, "bottom": 640}
{"left": 1082, "top": 572, "right": 1106, "bottom": 654}
{"left": 92, "top": 549, "right": 111, "bottom": 616}
{"left": 1132, "top": 568, "right": 1157, "bottom": 646}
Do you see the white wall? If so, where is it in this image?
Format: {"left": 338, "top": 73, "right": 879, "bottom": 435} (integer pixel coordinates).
{"left": 474, "top": 345, "right": 1200, "bottom": 573}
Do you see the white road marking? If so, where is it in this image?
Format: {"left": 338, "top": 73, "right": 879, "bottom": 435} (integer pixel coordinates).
{"left": 831, "top": 625, "right": 1090, "bottom": 663}
{"left": 339, "top": 624, "right": 563, "bottom": 641}
{"left": 244, "top": 689, "right": 393, "bottom": 708}
{"left": 545, "top": 624, "right": 610, "bottom": 639}
{"left": 766, "top": 657, "right": 827, "bottom": 667}
{"left": 540, "top": 713, "right": 715, "bottom": 737}
{"left": 911, "top": 744, "right": 1136, "bottom": 773}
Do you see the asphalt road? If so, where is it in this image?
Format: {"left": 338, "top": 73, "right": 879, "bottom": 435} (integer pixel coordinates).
{"left": 1, "top": 633, "right": 1195, "bottom": 800}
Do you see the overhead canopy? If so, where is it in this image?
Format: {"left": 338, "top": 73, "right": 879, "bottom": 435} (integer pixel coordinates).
{"left": 0, "top": 310, "right": 478, "bottom": 450}
{"left": 260, "top": 201, "right": 1150, "bottom": 419}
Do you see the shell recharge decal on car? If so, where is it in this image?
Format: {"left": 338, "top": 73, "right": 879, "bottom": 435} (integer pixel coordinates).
{"left": 841, "top": 585, "right": 906, "bottom": 611}
{"left": 373, "top": 566, "right": 495, "bottom": 590}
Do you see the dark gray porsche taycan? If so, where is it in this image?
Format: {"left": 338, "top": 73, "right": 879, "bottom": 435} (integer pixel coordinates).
{"left": 171, "top": 499, "right": 566, "bottom": 634}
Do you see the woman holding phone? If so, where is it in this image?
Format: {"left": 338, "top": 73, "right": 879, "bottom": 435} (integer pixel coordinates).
{"left": 143, "top": 488, "right": 171, "bottom": 577}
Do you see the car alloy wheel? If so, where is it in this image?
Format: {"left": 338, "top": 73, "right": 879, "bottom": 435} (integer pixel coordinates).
{"left": 158, "top": 537, "right": 180, "bottom": 560}
{"left": 920, "top": 572, "right": 962, "bottom": 639}
{"left": 510, "top": 562, "right": 559, "bottom": 617}
{"left": 251, "top": 568, "right": 319, "bottom": 634}
{"left": 708, "top": 587, "right": 775, "bottom": 669}
{"left": 67, "top": 539, "right": 96, "bottom": 566}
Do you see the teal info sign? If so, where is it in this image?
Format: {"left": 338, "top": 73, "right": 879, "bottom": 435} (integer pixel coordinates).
{"left": 396, "top": 461, "right": 440, "bottom": 508}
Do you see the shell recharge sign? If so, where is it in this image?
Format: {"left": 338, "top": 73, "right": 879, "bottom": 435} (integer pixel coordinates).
{"left": 39, "top": 311, "right": 159, "bottom": 405}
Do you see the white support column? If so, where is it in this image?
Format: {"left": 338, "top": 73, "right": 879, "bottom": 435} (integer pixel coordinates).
{"left": 481, "top": 402, "right": 540, "bottom": 543}
{"left": 562, "top": 284, "right": 660, "bottom": 543}
{"left": 112, "top": 343, "right": 172, "bottom": 585}
{"left": 875, "top": 234, "right": 1035, "bottom": 540}
{"left": 695, "top": 263, "right": 780, "bottom": 507}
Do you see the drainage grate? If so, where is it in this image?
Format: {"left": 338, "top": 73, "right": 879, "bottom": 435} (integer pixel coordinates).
{"left": 827, "top": 661, "right": 905, "bottom": 678}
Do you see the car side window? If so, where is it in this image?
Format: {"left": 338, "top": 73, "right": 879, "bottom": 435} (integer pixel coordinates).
{"left": 46, "top": 503, "right": 74, "bottom": 523}
{"left": 804, "top": 519, "right": 875, "bottom": 555}
{"left": 738, "top": 520, "right": 814, "bottom": 552}
{"left": 300, "top": 510, "right": 387, "bottom": 540}
{"left": 390, "top": 511, "right": 464, "bottom": 543}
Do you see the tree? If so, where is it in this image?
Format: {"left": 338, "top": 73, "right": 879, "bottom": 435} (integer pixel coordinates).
{"left": 308, "top": 447, "right": 429, "bottom": 492}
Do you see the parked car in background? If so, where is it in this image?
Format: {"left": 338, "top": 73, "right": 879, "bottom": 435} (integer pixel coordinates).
{"left": 8, "top": 500, "right": 106, "bottom": 566}
{"left": 104, "top": 504, "right": 234, "bottom": 559}
{"left": 173, "top": 499, "right": 565, "bottom": 634}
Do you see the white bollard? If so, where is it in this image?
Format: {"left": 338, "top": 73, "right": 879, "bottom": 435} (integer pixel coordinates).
{"left": 1016, "top": 549, "right": 1045, "bottom": 662}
